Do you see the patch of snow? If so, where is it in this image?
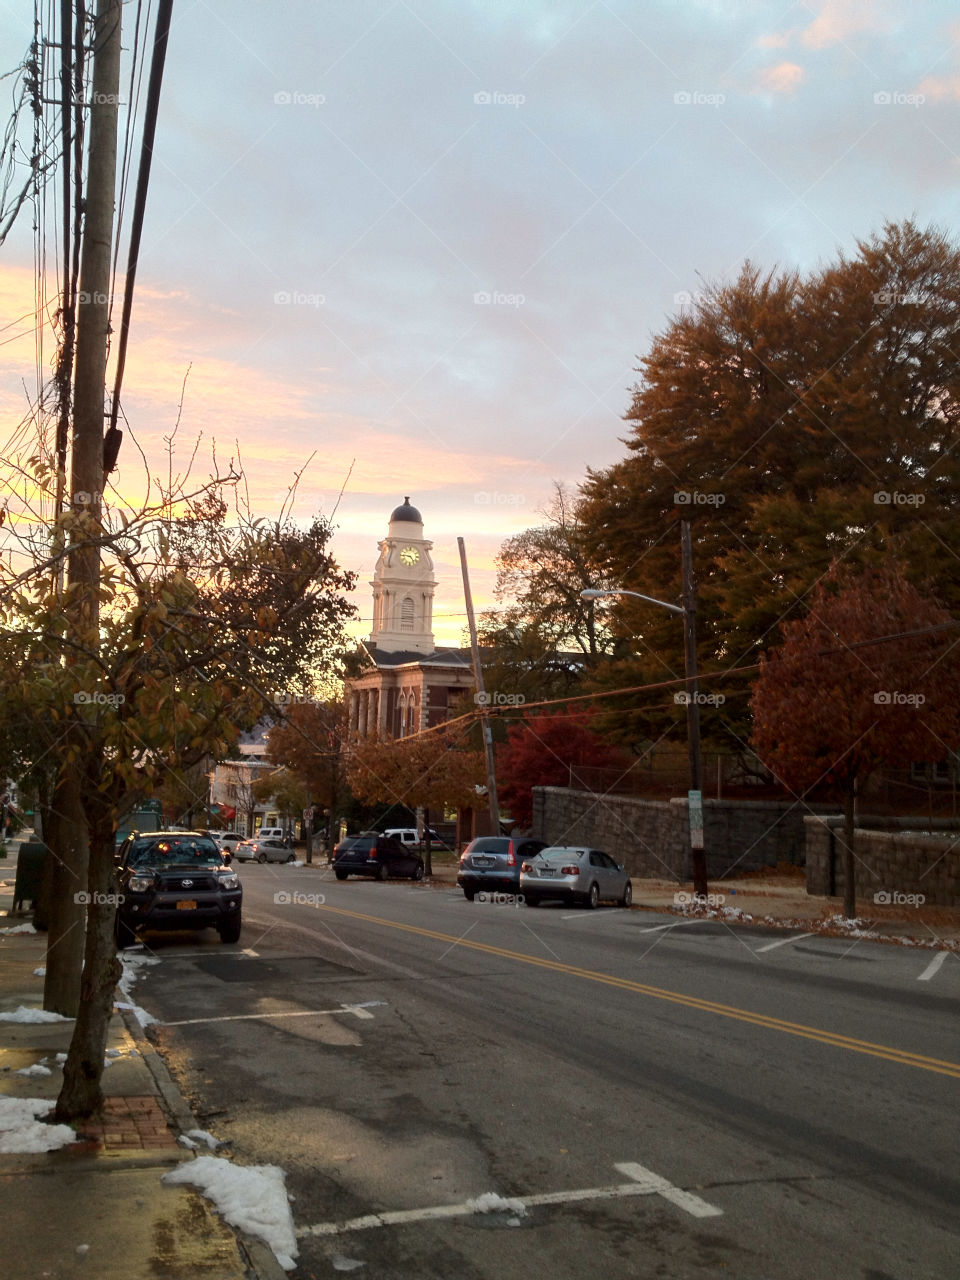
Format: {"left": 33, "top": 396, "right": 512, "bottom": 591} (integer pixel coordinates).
{"left": 178, "top": 1134, "right": 198, "bottom": 1150}
{"left": 0, "top": 922, "right": 37, "bottom": 934}
{"left": 0, "top": 1097, "right": 76, "bottom": 1153}
{"left": 184, "top": 1128, "right": 224, "bottom": 1150}
{"left": 105, "top": 1048, "right": 122, "bottom": 1058}
{"left": 465, "top": 1192, "right": 527, "bottom": 1217}
{"left": 117, "top": 953, "right": 159, "bottom": 1027}
{"left": 32, "top": 967, "right": 45, "bottom": 977}
{"left": 0, "top": 1005, "right": 72, "bottom": 1023}
{"left": 15, "top": 1063, "right": 52, "bottom": 1078}
{"left": 76, "top": 1245, "right": 89, "bottom": 1256}
{"left": 331, "top": 1255, "right": 366, "bottom": 1272}
{"left": 162, "top": 1156, "right": 298, "bottom": 1271}
{"left": 54, "top": 1052, "right": 67, "bottom": 1064}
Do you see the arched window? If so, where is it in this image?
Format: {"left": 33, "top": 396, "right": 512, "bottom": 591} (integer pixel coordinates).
{"left": 400, "top": 596, "right": 415, "bottom": 631}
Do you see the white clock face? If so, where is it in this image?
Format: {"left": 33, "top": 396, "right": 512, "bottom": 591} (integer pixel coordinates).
{"left": 399, "top": 546, "right": 420, "bottom": 566}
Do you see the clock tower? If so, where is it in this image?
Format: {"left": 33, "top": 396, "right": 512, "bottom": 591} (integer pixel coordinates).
{"left": 369, "top": 497, "right": 437, "bottom": 654}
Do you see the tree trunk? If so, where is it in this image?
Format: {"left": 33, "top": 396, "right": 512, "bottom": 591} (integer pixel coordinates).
{"left": 841, "top": 778, "right": 857, "bottom": 920}
{"left": 43, "top": 765, "right": 88, "bottom": 1016}
{"left": 304, "top": 789, "right": 313, "bottom": 864}
{"left": 54, "top": 801, "right": 121, "bottom": 1122}
{"left": 421, "top": 806, "right": 433, "bottom": 878}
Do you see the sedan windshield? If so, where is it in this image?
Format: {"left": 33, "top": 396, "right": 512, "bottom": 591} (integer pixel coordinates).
{"left": 127, "top": 837, "right": 223, "bottom": 868}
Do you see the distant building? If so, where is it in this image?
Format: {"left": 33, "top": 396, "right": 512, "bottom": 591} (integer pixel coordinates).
{"left": 346, "top": 498, "right": 476, "bottom": 739}
{"left": 207, "top": 723, "right": 278, "bottom": 836}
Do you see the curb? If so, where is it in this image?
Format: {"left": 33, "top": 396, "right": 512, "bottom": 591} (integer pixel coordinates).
{"left": 120, "top": 1006, "right": 290, "bottom": 1280}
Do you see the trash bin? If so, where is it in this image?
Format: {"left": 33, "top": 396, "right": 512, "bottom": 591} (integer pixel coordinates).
{"left": 13, "top": 841, "right": 51, "bottom": 926}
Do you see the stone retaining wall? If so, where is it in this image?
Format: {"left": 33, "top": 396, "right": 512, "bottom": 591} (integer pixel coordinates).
{"left": 804, "top": 816, "right": 960, "bottom": 906}
{"left": 532, "top": 787, "right": 837, "bottom": 881}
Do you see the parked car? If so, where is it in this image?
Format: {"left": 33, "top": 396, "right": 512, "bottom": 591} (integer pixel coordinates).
{"left": 457, "top": 836, "right": 548, "bottom": 900}
{"left": 384, "top": 826, "right": 450, "bottom": 849}
{"left": 115, "top": 830, "right": 242, "bottom": 946}
{"left": 519, "top": 846, "right": 632, "bottom": 909}
{"left": 234, "top": 837, "right": 297, "bottom": 864}
{"left": 213, "top": 831, "right": 243, "bottom": 853}
{"left": 257, "top": 826, "right": 293, "bottom": 845}
{"left": 333, "top": 832, "right": 424, "bottom": 881}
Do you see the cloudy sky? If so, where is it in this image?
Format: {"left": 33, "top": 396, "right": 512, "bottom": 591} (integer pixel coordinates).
{"left": 2, "top": 0, "right": 958, "bottom": 646}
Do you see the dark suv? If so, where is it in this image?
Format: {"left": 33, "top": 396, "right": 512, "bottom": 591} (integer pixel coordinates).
{"left": 115, "top": 831, "right": 243, "bottom": 947}
{"left": 333, "top": 832, "right": 424, "bottom": 882}
{"left": 457, "top": 836, "right": 548, "bottom": 900}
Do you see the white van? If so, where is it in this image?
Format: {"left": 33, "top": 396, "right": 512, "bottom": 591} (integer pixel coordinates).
{"left": 258, "top": 826, "right": 289, "bottom": 842}
{"left": 384, "top": 827, "right": 446, "bottom": 848}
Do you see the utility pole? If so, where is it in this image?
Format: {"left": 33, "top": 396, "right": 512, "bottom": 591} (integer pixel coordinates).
{"left": 458, "top": 537, "right": 500, "bottom": 837}
{"left": 44, "top": 0, "right": 123, "bottom": 1021}
{"left": 681, "top": 520, "right": 708, "bottom": 898}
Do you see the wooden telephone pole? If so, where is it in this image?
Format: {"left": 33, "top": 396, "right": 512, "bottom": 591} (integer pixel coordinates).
{"left": 458, "top": 538, "right": 500, "bottom": 836}
{"left": 44, "top": 0, "right": 123, "bottom": 1019}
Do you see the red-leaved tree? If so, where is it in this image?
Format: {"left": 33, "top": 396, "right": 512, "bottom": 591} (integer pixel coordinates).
{"left": 751, "top": 565, "right": 960, "bottom": 918}
{"left": 497, "top": 710, "right": 632, "bottom": 828}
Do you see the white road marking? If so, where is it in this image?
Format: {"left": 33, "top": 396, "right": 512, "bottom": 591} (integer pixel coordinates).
{"left": 162, "top": 1001, "right": 386, "bottom": 1027}
{"left": 298, "top": 1160, "right": 722, "bottom": 1237}
{"left": 560, "top": 909, "right": 630, "bottom": 921}
{"left": 918, "top": 951, "right": 950, "bottom": 982}
{"left": 633, "top": 918, "right": 715, "bottom": 935}
{"left": 614, "top": 1163, "right": 723, "bottom": 1218}
{"left": 241, "top": 948, "right": 260, "bottom": 957}
{"left": 755, "top": 932, "right": 816, "bottom": 954}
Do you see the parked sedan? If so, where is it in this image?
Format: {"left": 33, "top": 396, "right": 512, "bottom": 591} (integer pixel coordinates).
{"left": 457, "top": 836, "right": 547, "bottom": 900}
{"left": 333, "top": 832, "right": 424, "bottom": 881}
{"left": 234, "top": 837, "right": 297, "bottom": 864}
{"left": 519, "top": 846, "right": 632, "bottom": 909}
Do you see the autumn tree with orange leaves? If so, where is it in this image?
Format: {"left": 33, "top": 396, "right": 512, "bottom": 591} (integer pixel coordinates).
{"left": 347, "top": 729, "right": 485, "bottom": 874}
{"left": 751, "top": 565, "right": 960, "bottom": 918}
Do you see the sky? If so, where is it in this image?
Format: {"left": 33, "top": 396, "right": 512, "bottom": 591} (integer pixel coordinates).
{"left": 2, "top": 0, "right": 959, "bottom": 647}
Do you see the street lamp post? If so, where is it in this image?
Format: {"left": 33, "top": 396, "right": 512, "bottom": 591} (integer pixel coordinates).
{"left": 582, "top": 520, "right": 709, "bottom": 898}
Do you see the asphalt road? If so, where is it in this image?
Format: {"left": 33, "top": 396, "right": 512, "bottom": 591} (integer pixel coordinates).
{"left": 134, "top": 863, "right": 960, "bottom": 1280}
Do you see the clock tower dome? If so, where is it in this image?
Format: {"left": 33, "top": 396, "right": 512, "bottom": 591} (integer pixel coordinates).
{"left": 369, "top": 497, "right": 437, "bottom": 654}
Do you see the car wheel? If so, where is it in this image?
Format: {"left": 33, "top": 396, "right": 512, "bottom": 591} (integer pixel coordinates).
{"left": 584, "top": 881, "right": 599, "bottom": 909}
{"left": 218, "top": 915, "right": 242, "bottom": 944}
{"left": 462, "top": 888, "right": 475, "bottom": 901}
{"left": 412, "top": 861, "right": 424, "bottom": 881}
{"left": 524, "top": 895, "right": 539, "bottom": 907}
{"left": 334, "top": 870, "right": 348, "bottom": 880}
{"left": 377, "top": 863, "right": 389, "bottom": 882}
{"left": 621, "top": 880, "right": 633, "bottom": 907}
{"left": 257, "top": 852, "right": 267, "bottom": 863}
{"left": 285, "top": 853, "right": 296, "bottom": 863}
{"left": 115, "top": 916, "right": 137, "bottom": 949}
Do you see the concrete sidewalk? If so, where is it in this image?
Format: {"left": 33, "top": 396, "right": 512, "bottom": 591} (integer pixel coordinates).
{"left": 0, "top": 873, "right": 287, "bottom": 1280}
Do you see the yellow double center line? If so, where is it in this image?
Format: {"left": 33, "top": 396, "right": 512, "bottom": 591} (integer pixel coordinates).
{"left": 316, "top": 904, "right": 960, "bottom": 1080}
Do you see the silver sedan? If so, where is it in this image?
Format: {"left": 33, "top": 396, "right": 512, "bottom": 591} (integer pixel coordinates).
{"left": 234, "top": 837, "right": 297, "bottom": 864}
{"left": 519, "top": 846, "right": 632, "bottom": 909}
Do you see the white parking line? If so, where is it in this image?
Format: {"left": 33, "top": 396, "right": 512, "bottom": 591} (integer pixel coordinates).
{"left": 755, "top": 932, "right": 815, "bottom": 954}
{"left": 561, "top": 909, "right": 630, "bottom": 921}
{"left": 633, "top": 918, "right": 715, "bottom": 935}
{"left": 298, "top": 1160, "right": 722, "bottom": 1238}
{"left": 918, "top": 951, "right": 950, "bottom": 982}
{"left": 163, "top": 1001, "right": 386, "bottom": 1027}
